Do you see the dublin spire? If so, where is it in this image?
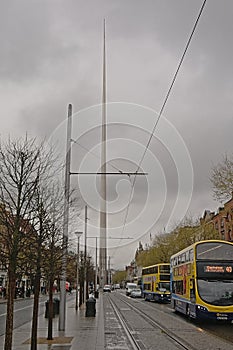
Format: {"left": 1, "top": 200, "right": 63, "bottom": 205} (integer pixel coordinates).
{"left": 99, "top": 19, "right": 107, "bottom": 287}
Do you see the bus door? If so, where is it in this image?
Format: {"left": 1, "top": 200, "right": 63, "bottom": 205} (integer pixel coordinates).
{"left": 190, "top": 279, "right": 196, "bottom": 303}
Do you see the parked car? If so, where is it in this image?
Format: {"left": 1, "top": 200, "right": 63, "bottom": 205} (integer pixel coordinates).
{"left": 130, "top": 288, "right": 142, "bottom": 298}
{"left": 103, "top": 284, "right": 111, "bottom": 292}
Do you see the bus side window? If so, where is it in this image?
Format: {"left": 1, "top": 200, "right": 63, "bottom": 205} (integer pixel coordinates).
{"left": 174, "top": 281, "right": 183, "bottom": 295}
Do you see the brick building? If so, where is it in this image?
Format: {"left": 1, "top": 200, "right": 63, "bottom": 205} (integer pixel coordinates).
{"left": 212, "top": 195, "right": 233, "bottom": 241}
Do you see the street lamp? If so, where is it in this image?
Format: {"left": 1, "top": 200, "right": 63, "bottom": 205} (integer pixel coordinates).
{"left": 86, "top": 236, "right": 98, "bottom": 292}
{"left": 74, "top": 231, "right": 83, "bottom": 311}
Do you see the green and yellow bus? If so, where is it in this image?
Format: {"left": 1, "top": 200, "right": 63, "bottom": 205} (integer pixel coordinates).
{"left": 171, "top": 240, "right": 233, "bottom": 321}
{"left": 142, "top": 263, "right": 171, "bottom": 302}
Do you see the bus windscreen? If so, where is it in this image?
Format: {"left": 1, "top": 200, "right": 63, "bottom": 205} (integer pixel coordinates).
{"left": 196, "top": 242, "right": 233, "bottom": 260}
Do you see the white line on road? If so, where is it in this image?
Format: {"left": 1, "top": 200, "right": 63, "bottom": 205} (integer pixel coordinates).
{"left": 0, "top": 301, "right": 45, "bottom": 317}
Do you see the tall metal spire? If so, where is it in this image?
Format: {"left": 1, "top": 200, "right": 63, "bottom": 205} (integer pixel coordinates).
{"left": 99, "top": 19, "right": 107, "bottom": 287}
{"left": 59, "top": 103, "right": 72, "bottom": 331}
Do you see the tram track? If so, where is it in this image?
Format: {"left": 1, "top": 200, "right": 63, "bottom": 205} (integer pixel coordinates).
{"left": 112, "top": 296, "right": 197, "bottom": 350}
{"left": 106, "top": 293, "right": 197, "bottom": 350}
{"left": 121, "top": 291, "right": 233, "bottom": 346}
{"left": 107, "top": 296, "right": 142, "bottom": 350}
{"left": 105, "top": 291, "right": 233, "bottom": 350}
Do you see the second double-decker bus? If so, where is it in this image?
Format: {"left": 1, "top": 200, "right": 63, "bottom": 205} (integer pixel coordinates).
{"left": 142, "top": 263, "right": 171, "bottom": 302}
{"left": 170, "top": 240, "right": 233, "bottom": 321}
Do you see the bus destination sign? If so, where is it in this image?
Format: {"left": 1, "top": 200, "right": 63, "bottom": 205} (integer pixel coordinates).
{"left": 197, "top": 262, "right": 233, "bottom": 279}
{"left": 204, "top": 265, "right": 232, "bottom": 273}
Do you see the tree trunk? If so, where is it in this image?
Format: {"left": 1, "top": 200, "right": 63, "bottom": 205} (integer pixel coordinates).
{"left": 79, "top": 283, "right": 83, "bottom": 307}
{"left": 30, "top": 271, "right": 40, "bottom": 350}
{"left": 4, "top": 270, "right": 16, "bottom": 350}
{"left": 47, "top": 278, "right": 54, "bottom": 340}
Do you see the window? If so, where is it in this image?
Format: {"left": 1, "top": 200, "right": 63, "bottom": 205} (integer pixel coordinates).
{"left": 160, "top": 265, "right": 170, "bottom": 273}
{"left": 144, "top": 283, "right": 151, "bottom": 291}
{"left": 196, "top": 242, "right": 233, "bottom": 260}
{"left": 190, "top": 249, "right": 194, "bottom": 261}
{"left": 174, "top": 280, "right": 183, "bottom": 295}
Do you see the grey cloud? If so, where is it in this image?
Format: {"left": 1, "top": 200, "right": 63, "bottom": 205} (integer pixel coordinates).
{"left": 1, "top": 0, "right": 233, "bottom": 268}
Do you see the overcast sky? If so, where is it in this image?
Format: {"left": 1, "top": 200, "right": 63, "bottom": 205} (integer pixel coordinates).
{"left": 1, "top": 0, "right": 233, "bottom": 269}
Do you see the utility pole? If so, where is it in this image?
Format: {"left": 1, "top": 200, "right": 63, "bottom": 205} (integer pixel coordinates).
{"left": 99, "top": 18, "right": 107, "bottom": 288}
{"left": 83, "top": 236, "right": 98, "bottom": 292}
{"left": 95, "top": 237, "right": 98, "bottom": 290}
{"left": 59, "top": 104, "right": 72, "bottom": 331}
{"left": 84, "top": 205, "right": 88, "bottom": 302}
{"left": 108, "top": 256, "right": 111, "bottom": 285}
{"left": 75, "top": 232, "right": 83, "bottom": 311}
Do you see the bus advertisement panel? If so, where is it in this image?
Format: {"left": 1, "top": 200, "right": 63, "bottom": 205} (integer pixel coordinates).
{"left": 142, "top": 263, "right": 171, "bottom": 303}
{"left": 170, "top": 240, "right": 233, "bottom": 321}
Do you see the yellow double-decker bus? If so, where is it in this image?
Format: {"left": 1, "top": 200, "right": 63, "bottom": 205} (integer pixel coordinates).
{"left": 142, "top": 263, "right": 171, "bottom": 302}
{"left": 171, "top": 240, "right": 233, "bottom": 321}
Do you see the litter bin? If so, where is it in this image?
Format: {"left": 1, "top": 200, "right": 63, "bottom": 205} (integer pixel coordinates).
{"left": 85, "top": 297, "right": 96, "bottom": 317}
{"left": 94, "top": 290, "right": 99, "bottom": 299}
{"left": 53, "top": 298, "right": 60, "bottom": 315}
{"left": 45, "top": 300, "right": 55, "bottom": 318}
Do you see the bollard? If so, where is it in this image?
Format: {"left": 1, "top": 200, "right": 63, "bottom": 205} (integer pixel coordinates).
{"left": 94, "top": 290, "right": 99, "bottom": 299}
{"left": 85, "top": 297, "right": 96, "bottom": 317}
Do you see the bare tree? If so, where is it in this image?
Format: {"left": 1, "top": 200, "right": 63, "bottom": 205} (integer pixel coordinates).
{"left": 29, "top": 182, "right": 63, "bottom": 349}
{"left": 210, "top": 154, "right": 233, "bottom": 203}
{"left": 43, "top": 187, "right": 64, "bottom": 341}
{"left": 30, "top": 182, "right": 81, "bottom": 345}
{"left": 29, "top": 196, "right": 46, "bottom": 350}
{"left": 0, "top": 136, "right": 53, "bottom": 350}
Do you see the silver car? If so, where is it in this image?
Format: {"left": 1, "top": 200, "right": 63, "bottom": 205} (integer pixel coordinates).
{"left": 130, "top": 288, "right": 142, "bottom": 298}
{"left": 103, "top": 284, "right": 111, "bottom": 292}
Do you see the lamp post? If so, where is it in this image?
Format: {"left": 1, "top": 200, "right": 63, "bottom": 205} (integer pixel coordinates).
{"left": 74, "top": 231, "right": 83, "bottom": 311}
{"left": 86, "top": 236, "right": 98, "bottom": 292}
{"left": 84, "top": 206, "right": 88, "bottom": 303}
{"left": 95, "top": 237, "right": 98, "bottom": 291}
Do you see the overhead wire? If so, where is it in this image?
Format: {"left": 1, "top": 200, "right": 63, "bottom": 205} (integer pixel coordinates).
{"left": 71, "top": 138, "right": 126, "bottom": 174}
{"left": 115, "top": 0, "right": 208, "bottom": 251}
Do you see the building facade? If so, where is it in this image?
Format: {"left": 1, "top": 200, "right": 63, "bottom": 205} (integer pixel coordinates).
{"left": 212, "top": 196, "right": 233, "bottom": 241}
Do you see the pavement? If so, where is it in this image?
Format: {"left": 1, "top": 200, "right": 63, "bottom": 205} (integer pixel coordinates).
{"left": 0, "top": 292, "right": 105, "bottom": 350}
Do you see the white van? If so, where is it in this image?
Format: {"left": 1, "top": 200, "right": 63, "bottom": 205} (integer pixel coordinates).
{"left": 126, "top": 283, "right": 137, "bottom": 296}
